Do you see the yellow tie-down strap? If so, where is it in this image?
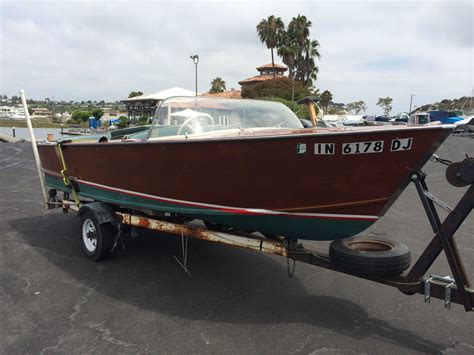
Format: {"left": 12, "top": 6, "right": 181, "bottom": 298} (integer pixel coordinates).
{"left": 56, "top": 143, "right": 81, "bottom": 207}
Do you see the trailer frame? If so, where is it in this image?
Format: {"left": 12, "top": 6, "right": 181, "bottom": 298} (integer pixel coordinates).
{"left": 53, "top": 157, "right": 474, "bottom": 312}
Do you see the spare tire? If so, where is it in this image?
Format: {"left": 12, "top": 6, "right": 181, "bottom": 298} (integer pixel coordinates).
{"left": 329, "top": 237, "right": 411, "bottom": 275}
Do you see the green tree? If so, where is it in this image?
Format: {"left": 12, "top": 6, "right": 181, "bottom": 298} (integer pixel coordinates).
{"left": 257, "top": 15, "right": 285, "bottom": 78}
{"left": 71, "top": 110, "right": 91, "bottom": 122}
{"left": 209, "top": 77, "right": 226, "bottom": 93}
{"left": 376, "top": 97, "right": 393, "bottom": 116}
{"left": 346, "top": 100, "right": 367, "bottom": 115}
{"left": 327, "top": 103, "right": 346, "bottom": 115}
{"left": 277, "top": 31, "right": 298, "bottom": 78}
{"left": 266, "top": 97, "right": 309, "bottom": 120}
{"left": 319, "top": 90, "right": 333, "bottom": 114}
{"left": 118, "top": 116, "right": 129, "bottom": 128}
{"left": 300, "top": 38, "right": 320, "bottom": 87}
{"left": 91, "top": 109, "right": 104, "bottom": 120}
{"left": 137, "top": 116, "right": 149, "bottom": 125}
{"left": 241, "top": 77, "right": 310, "bottom": 101}
{"left": 257, "top": 15, "right": 319, "bottom": 85}
{"left": 128, "top": 91, "right": 144, "bottom": 98}
{"left": 286, "top": 15, "right": 320, "bottom": 87}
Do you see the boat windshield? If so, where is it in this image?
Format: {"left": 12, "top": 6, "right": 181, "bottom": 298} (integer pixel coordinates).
{"left": 149, "top": 96, "right": 303, "bottom": 139}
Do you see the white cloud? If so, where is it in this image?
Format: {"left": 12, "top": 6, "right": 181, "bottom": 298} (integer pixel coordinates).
{"left": 0, "top": 0, "right": 472, "bottom": 114}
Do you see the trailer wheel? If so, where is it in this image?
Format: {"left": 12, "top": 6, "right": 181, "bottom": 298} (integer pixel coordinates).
{"left": 80, "top": 211, "right": 115, "bottom": 261}
{"left": 329, "top": 237, "right": 411, "bottom": 275}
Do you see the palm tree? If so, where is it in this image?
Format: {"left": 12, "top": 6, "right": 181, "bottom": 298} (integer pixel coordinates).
{"left": 257, "top": 15, "right": 285, "bottom": 78}
{"left": 288, "top": 15, "right": 312, "bottom": 82}
{"left": 209, "top": 77, "right": 226, "bottom": 94}
{"left": 301, "top": 39, "right": 321, "bottom": 86}
{"left": 277, "top": 31, "right": 298, "bottom": 79}
{"left": 319, "top": 90, "right": 333, "bottom": 114}
{"left": 288, "top": 14, "right": 311, "bottom": 46}
{"left": 284, "top": 15, "right": 320, "bottom": 87}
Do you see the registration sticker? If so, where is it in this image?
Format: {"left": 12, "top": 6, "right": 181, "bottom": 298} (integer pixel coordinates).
{"left": 391, "top": 138, "right": 413, "bottom": 151}
{"left": 342, "top": 140, "right": 384, "bottom": 154}
{"left": 296, "top": 143, "right": 307, "bottom": 154}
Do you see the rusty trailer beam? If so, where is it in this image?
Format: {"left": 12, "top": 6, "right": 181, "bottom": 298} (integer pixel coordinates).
{"left": 115, "top": 210, "right": 473, "bottom": 311}
{"left": 116, "top": 212, "right": 288, "bottom": 257}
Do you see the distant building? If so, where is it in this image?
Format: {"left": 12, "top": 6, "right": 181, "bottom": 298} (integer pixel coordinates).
{"left": 238, "top": 63, "right": 288, "bottom": 88}
{"left": 0, "top": 106, "right": 15, "bottom": 118}
{"left": 201, "top": 89, "right": 241, "bottom": 99}
{"left": 123, "top": 87, "right": 195, "bottom": 120}
{"left": 55, "top": 111, "right": 72, "bottom": 123}
{"left": 31, "top": 107, "right": 52, "bottom": 122}
{"left": 102, "top": 111, "right": 128, "bottom": 120}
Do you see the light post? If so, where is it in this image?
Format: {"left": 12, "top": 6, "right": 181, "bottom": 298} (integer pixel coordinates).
{"left": 292, "top": 76, "right": 296, "bottom": 102}
{"left": 190, "top": 54, "right": 199, "bottom": 96}
{"left": 409, "top": 94, "right": 415, "bottom": 114}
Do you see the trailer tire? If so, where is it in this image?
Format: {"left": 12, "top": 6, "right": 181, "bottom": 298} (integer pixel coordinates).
{"left": 329, "top": 237, "right": 411, "bottom": 275}
{"left": 80, "top": 211, "right": 115, "bottom": 261}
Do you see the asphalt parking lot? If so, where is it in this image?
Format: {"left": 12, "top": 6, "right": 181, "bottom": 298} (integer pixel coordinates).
{"left": 1, "top": 135, "right": 473, "bottom": 354}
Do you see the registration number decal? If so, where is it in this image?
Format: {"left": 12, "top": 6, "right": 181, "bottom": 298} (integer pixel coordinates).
{"left": 314, "top": 143, "right": 335, "bottom": 155}
{"left": 309, "top": 138, "right": 414, "bottom": 155}
{"left": 391, "top": 138, "right": 413, "bottom": 151}
{"left": 342, "top": 140, "right": 384, "bottom": 154}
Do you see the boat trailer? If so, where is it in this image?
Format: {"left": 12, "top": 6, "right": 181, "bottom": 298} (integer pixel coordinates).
{"left": 49, "top": 156, "right": 474, "bottom": 312}
{"left": 17, "top": 89, "right": 472, "bottom": 312}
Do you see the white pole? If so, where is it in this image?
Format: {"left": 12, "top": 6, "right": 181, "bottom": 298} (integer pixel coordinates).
{"left": 19, "top": 89, "right": 49, "bottom": 206}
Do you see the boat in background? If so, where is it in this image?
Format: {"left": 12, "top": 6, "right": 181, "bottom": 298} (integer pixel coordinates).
{"left": 409, "top": 112, "right": 431, "bottom": 125}
{"left": 0, "top": 106, "right": 26, "bottom": 120}
{"left": 453, "top": 116, "right": 474, "bottom": 134}
{"left": 38, "top": 97, "right": 453, "bottom": 241}
{"left": 322, "top": 114, "right": 364, "bottom": 127}
{"left": 428, "top": 110, "right": 465, "bottom": 124}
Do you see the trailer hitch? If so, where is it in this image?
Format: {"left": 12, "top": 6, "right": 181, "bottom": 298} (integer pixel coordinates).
{"left": 407, "top": 157, "right": 473, "bottom": 311}
{"left": 424, "top": 275, "right": 456, "bottom": 309}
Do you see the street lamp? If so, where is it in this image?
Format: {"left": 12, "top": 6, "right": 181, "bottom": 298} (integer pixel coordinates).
{"left": 190, "top": 54, "right": 199, "bottom": 96}
{"left": 409, "top": 94, "right": 415, "bottom": 114}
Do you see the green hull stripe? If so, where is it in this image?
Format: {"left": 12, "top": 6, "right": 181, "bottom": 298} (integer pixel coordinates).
{"left": 45, "top": 175, "right": 373, "bottom": 241}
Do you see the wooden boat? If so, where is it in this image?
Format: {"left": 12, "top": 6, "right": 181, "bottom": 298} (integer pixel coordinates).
{"left": 37, "top": 97, "right": 453, "bottom": 241}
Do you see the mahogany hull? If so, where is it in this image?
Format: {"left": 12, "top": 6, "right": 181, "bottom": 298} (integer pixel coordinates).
{"left": 38, "top": 125, "right": 452, "bottom": 240}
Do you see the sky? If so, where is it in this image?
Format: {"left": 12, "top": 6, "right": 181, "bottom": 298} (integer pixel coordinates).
{"left": 0, "top": 0, "right": 472, "bottom": 114}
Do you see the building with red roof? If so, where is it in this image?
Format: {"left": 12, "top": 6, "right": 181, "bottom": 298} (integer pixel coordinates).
{"left": 238, "top": 63, "right": 288, "bottom": 88}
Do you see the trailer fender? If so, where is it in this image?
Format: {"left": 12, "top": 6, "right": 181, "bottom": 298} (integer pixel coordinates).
{"left": 78, "top": 202, "right": 117, "bottom": 225}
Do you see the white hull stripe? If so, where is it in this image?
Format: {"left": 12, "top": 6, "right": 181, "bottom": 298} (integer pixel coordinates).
{"left": 43, "top": 169, "right": 379, "bottom": 221}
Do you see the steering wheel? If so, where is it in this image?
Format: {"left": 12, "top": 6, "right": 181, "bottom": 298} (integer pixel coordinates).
{"left": 177, "top": 113, "right": 215, "bottom": 136}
